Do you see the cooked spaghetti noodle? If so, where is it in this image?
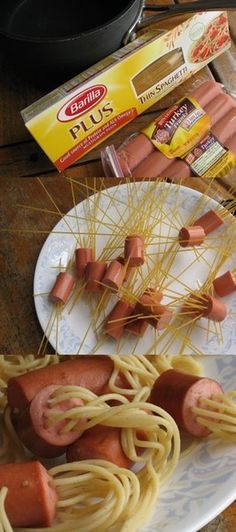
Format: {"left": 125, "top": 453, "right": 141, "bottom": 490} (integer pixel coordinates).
{"left": 0, "top": 487, "right": 11, "bottom": 532}
{"left": 192, "top": 391, "right": 236, "bottom": 442}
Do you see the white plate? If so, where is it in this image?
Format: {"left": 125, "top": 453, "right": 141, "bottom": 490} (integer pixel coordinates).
{"left": 144, "top": 356, "right": 236, "bottom": 532}
{"left": 34, "top": 182, "right": 236, "bottom": 354}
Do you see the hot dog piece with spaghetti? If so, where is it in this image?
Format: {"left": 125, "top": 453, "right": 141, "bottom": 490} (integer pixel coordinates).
{"left": 136, "top": 288, "right": 164, "bottom": 312}
{"left": 181, "top": 293, "right": 205, "bottom": 318}
{"left": 149, "top": 369, "right": 223, "bottom": 437}
{"left": 201, "top": 294, "right": 228, "bottom": 321}
{"left": 102, "top": 260, "right": 126, "bottom": 291}
{"left": 193, "top": 209, "right": 223, "bottom": 234}
{"left": 116, "top": 256, "right": 133, "bottom": 282}
{"left": 0, "top": 461, "right": 57, "bottom": 527}
{"left": 125, "top": 317, "right": 149, "bottom": 337}
{"left": 124, "top": 235, "right": 145, "bottom": 267}
{"left": 135, "top": 291, "right": 172, "bottom": 330}
{"left": 85, "top": 261, "right": 107, "bottom": 291}
{"left": 147, "top": 305, "right": 173, "bottom": 330}
{"left": 15, "top": 385, "right": 86, "bottom": 458}
{"left": 213, "top": 270, "right": 236, "bottom": 297}
{"left": 66, "top": 425, "right": 133, "bottom": 468}
{"left": 181, "top": 293, "right": 227, "bottom": 322}
{"left": 104, "top": 300, "right": 135, "bottom": 340}
{"left": 7, "top": 357, "right": 114, "bottom": 412}
{"left": 49, "top": 272, "right": 76, "bottom": 304}
{"left": 179, "top": 225, "right": 206, "bottom": 247}
{"left": 75, "top": 248, "right": 94, "bottom": 277}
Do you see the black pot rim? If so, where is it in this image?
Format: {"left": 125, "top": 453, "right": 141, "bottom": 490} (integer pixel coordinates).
{"left": 0, "top": 0, "right": 143, "bottom": 43}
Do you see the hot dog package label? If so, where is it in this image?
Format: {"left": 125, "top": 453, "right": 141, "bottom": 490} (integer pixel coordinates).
{"left": 142, "top": 97, "right": 211, "bottom": 159}
{"left": 184, "top": 133, "right": 236, "bottom": 177}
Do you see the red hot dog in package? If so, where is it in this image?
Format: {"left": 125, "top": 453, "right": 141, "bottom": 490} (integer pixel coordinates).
{"left": 101, "top": 80, "right": 236, "bottom": 178}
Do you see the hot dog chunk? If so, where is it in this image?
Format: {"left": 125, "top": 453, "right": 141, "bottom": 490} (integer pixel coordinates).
{"left": 0, "top": 461, "right": 57, "bottom": 527}
{"left": 67, "top": 425, "right": 132, "bottom": 469}
{"left": 149, "top": 369, "right": 223, "bottom": 437}
{"left": 7, "top": 357, "right": 114, "bottom": 412}
{"left": 15, "top": 384, "right": 86, "bottom": 458}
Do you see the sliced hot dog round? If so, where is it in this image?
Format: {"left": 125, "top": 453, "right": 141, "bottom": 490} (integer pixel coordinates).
{"left": 181, "top": 293, "right": 227, "bottom": 321}
{"left": 125, "top": 317, "right": 149, "bottom": 336}
{"left": 85, "top": 261, "right": 107, "bottom": 291}
{"left": 181, "top": 293, "right": 205, "bottom": 318}
{"left": 7, "top": 357, "right": 114, "bottom": 412}
{"left": 147, "top": 305, "right": 173, "bottom": 330}
{"left": 213, "top": 270, "right": 236, "bottom": 297}
{"left": 75, "top": 247, "right": 94, "bottom": 277}
{"left": 124, "top": 235, "right": 144, "bottom": 267}
{"left": 149, "top": 369, "right": 223, "bottom": 437}
{"left": 178, "top": 225, "right": 206, "bottom": 247}
{"left": 15, "top": 384, "right": 85, "bottom": 458}
{"left": 201, "top": 294, "right": 228, "bottom": 321}
{"left": 135, "top": 291, "right": 171, "bottom": 330}
{"left": 135, "top": 289, "right": 164, "bottom": 315}
{"left": 0, "top": 461, "right": 58, "bottom": 527}
{"left": 49, "top": 272, "right": 76, "bottom": 304}
{"left": 116, "top": 256, "right": 133, "bottom": 282}
{"left": 193, "top": 209, "right": 223, "bottom": 234}
{"left": 104, "top": 300, "right": 135, "bottom": 339}
{"left": 66, "top": 425, "right": 132, "bottom": 469}
{"left": 102, "top": 260, "right": 126, "bottom": 291}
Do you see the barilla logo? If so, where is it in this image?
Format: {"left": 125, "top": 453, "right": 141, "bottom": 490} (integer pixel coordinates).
{"left": 57, "top": 85, "right": 107, "bottom": 122}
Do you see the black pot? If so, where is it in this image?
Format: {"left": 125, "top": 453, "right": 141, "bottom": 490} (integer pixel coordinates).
{"left": 0, "top": 0, "right": 143, "bottom": 87}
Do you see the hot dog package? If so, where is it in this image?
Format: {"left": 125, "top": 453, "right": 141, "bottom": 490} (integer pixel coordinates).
{"left": 101, "top": 80, "right": 236, "bottom": 178}
{"left": 21, "top": 12, "right": 230, "bottom": 171}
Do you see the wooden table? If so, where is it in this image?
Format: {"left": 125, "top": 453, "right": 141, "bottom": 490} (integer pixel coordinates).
{"left": 0, "top": 0, "right": 235, "bottom": 529}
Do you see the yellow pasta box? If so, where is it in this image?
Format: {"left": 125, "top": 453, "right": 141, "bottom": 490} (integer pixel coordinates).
{"left": 21, "top": 11, "right": 230, "bottom": 171}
